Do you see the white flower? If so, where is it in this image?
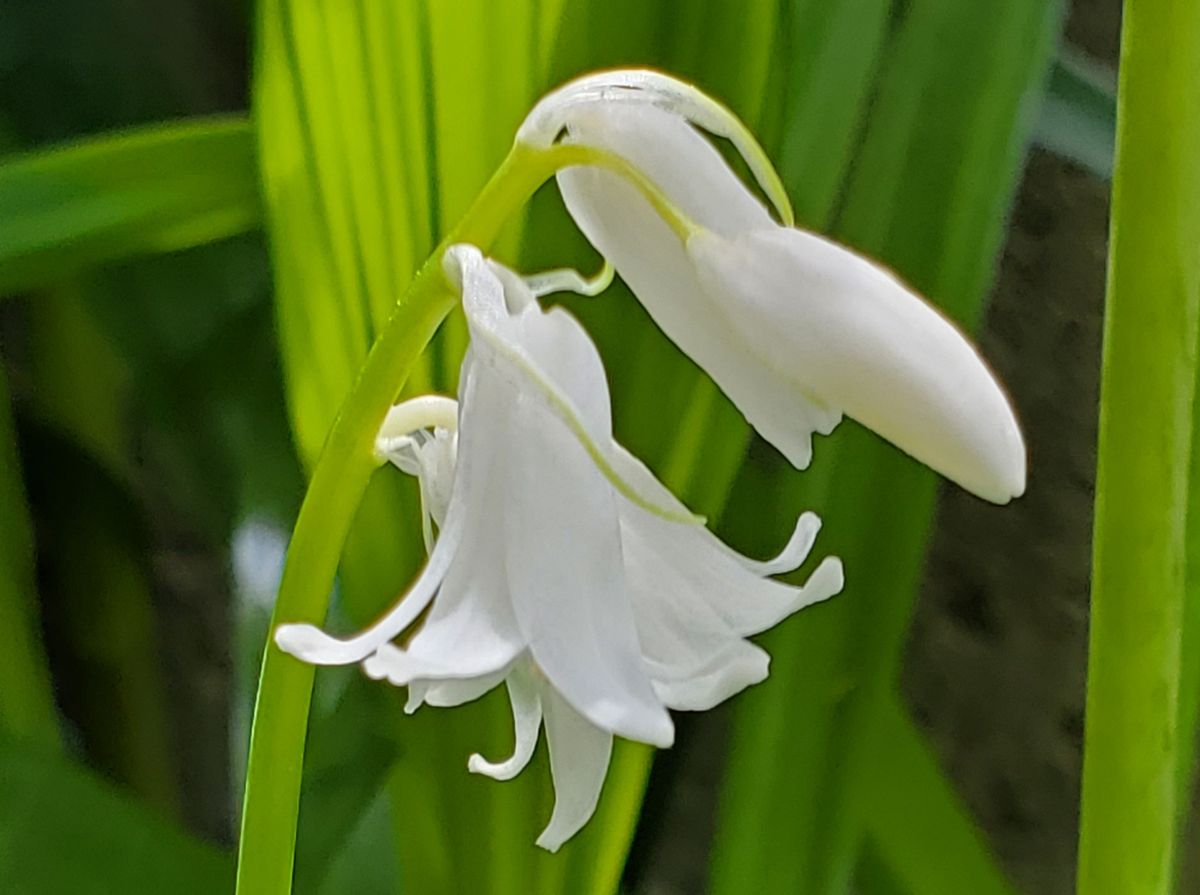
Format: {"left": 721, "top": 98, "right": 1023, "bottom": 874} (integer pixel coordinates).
{"left": 518, "top": 70, "right": 1026, "bottom": 504}
{"left": 275, "top": 245, "right": 842, "bottom": 850}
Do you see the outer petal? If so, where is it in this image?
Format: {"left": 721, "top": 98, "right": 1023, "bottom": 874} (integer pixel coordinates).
{"left": 468, "top": 660, "right": 542, "bottom": 781}
{"left": 504, "top": 393, "right": 673, "bottom": 748}
{"left": 272, "top": 470, "right": 468, "bottom": 666}
{"left": 364, "top": 369, "right": 526, "bottom": 687}
{"left": 536, "top": 682, "right": 614, "bottom": 852}
{"left": 650, "top": 641, "right": 771, "bottom": 712}
{"left": 557, "top": 103, "right": 842, "bottom": 468}
{"left": 688, "top": 227, "right": 1027, "bottom": 504}
{"left": 614, "top": 446, "right": 843, "bottom": 637}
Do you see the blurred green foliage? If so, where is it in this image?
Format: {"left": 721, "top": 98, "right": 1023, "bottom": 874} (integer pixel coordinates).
{"left": 0, "top": 1, "right": 1177, "bottom": 895}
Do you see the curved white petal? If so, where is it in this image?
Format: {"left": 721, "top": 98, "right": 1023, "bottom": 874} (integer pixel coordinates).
{"left": 536, "top": 683, "right": 614, "bottom": 852}
{"left": 272, "top": 489, "right": 467, "bottom": 666}
{"left": 504, "top": 394, "right": 674, "bottom": 748}
{"left": 370, "top": 373, "right": 528, "bottom": 686}
{"left": 556, "top": 104, "right": 842, "bottom": 469}
{"left": 614, "top": 445, "right": 842, "bottom": 635}
{"left": 375, "top": 394, "right": 458, "bottom": 445}
{"left": 420, "top": 669, "right": 509, "bottom": 708}
{"left": 468, "top": 661, "right": 542, "bottom": 781}
{"left": 650, "top": 640, "right": 770, "bottom": 712}
{"left": 688, "top": 227, "right": 1027, "bottom": 503}
{"left": 732, "top": 511, "right": 822, "bottom": 577}
{"left": 622, "top": 501, "right": 841, "bottom": 710}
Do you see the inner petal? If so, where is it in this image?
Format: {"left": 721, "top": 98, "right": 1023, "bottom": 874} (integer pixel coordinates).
{"left": 536, "top": 682, "right": 614, "bottom": 852}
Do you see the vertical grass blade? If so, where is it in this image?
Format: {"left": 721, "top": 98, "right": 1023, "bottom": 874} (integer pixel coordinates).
{"left": 1076, "top": 2, "right": 1200, "bottom": 892}
{"left": 861, "top": 697, "right": 1015, "bottom": 895}
{"left": 710, "top": 2, "right": 1062, "bottom": 892}
{"left": 0, "top": 364, "right": 59, "bottom": 748}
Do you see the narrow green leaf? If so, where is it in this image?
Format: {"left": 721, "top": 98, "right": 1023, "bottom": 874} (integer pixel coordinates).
{"left": 0, "top": 737, "right": 232, "bottom": 894}
{"left": 1077, "top": 2, "right": 1200, "bottom": 893}
{"left": 861, "top": 697, "right": 1015, "bottom": 895}
{"left": 0, "top": 364, "right": 59, "bottom": 748}
{"left": 711, "top": 2, "right": 1063, "bottom": 893}
{"left": 0, "top": 117, "right": 259, "bottom": 294}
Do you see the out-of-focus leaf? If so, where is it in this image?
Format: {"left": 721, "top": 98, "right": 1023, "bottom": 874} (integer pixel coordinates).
{"left": 861, "top": 697, "right": 1015, "bottom": 895}
{"left": 1034, "top": 48, "right": 1117, "bottom": 180}
{"left": 0, "top": 364, "right": 58, "bottom": 748}
{"left": 711, "top": 2, "right": 1063, "bottom": 893}
{"left": 293, "top": 675, "right": 398, "bottom": 895}
{"left": 315, "top": 788, "right": 399, "bottom": 895}
{"left": 0, "top": 736, "right": 232, "bottom": 894}
{"left": 20, "top": 418, "right": 179, "bottom": 818}
{"left": 0, "top": 117, "right": 259, "bottom": 295}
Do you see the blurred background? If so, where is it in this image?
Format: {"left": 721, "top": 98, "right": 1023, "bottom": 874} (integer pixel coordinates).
{"left": 2, "top": 1, "right": 1186, "bottom": 894}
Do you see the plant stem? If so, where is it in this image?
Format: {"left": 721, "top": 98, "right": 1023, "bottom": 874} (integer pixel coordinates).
{"left": 1077, "top": 2, "right": 1200, "bottom": 893}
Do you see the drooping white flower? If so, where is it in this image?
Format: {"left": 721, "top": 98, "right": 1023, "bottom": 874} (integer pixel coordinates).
{"left": 518, "top": 69, "right": 1026, "bottom": 504}
{"left": 275, "top": 245, "right": 842, "bottom": 850}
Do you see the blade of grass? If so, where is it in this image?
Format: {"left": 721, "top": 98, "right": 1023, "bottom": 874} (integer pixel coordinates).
{"left": 861, "top": 696, "right": 1015, "bottom": 895}
{"left": 0, "top": 117, "right": 259, "bottom": 295}
{"left": 0, "top": 363, "right": 59, "bottom": 748}
{"left": 1076, "top": 2, "right": 1200, "bottom": 893}
{"left": 710, "top": 2, "right": 1062, "bottom": 892}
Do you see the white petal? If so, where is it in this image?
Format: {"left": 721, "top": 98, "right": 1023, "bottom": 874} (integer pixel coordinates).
{"left": 688, "top": 227, "right": 1027, "bottom": 503}
{"left": 504, "top": 394, "right": 673, "bottom": 749}
{"left": 468, "top": 661, "right": 542, "bottom": 781}
{"left": 650, "top": 641, "right": 770, "bottom": 712}
{"left": 536, "top": 683, "right": 614, "bottom": 852}
{"left": 622, "top": 508, "right": 839, "bottom": 710}
{"left": 272, "top": 485, "right": 467, "bottom": 666}
{"left": 615, "top": 445, "right": 843, "bottom": 636}
{"left": 608, "top": 442, "right": 841, "bottom": 709}
{"left": 421, "top": 670, "right": 508, "bottom": 707}
{"left": 732, "top": 511, "right": 822, "bottom": 577}
{"left": 375, "top": 394, "right": 458, "bottom": 446}
{"left": 368, "top": 373, "right": 528, "bottom": 686}
{"left": 556, "top": 104, "right": 842, "bottom": 469}
{"left": 402, "top": 669, "right": 512, "bottom": 712}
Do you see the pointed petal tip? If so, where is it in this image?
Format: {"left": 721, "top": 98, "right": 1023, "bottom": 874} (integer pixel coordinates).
{"left": 535, "top": 829, "right": 567, "bottom": 853}
{"left": 800, "top": 555, "right": 845, "bottom": 607}
{"left": 961, "top": 413, "right": 1027, "bottom": 505}
{"left": 467, "top": 753, "right": 499, "bottom": 778}
{"left": 588, "top": 699, "right": 674, "bottom": 748}
{"left": 274, "top": 623, "right": 358, "bottom": 666}
{"left": 689, "top": 226, "right": 1031, "bottom": 506}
